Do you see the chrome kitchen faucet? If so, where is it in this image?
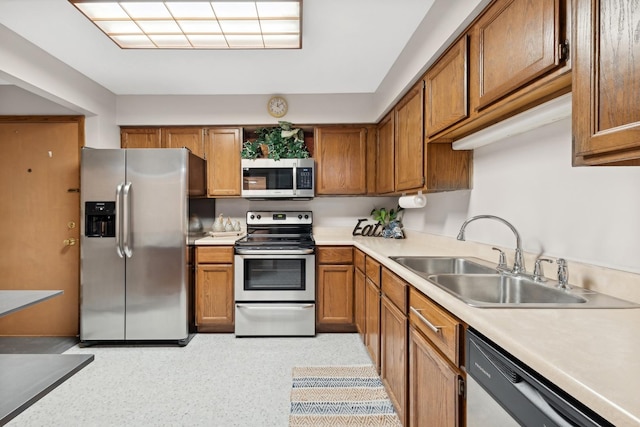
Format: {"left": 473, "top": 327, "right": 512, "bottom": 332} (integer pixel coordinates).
{"left": 457, "top": 214, "right": 526, "bottom": 274}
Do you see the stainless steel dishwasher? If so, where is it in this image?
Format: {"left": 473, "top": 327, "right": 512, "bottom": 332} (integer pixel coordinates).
{"left": 466, "top": 328, "right": 614, "bottom": 427}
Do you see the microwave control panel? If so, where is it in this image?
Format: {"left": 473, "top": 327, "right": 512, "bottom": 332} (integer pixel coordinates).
{"left": 297, "top": 167, "right": 313, "bottom": 190}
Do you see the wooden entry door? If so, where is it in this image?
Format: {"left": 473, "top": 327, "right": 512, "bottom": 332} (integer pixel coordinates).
{"left": 0, "top": 118, "right": 82, "bottom": 336}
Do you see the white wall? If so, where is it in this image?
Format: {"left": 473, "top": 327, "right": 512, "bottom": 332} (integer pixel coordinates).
{"left": 116, "top": 93, "right": 376, "bottom": 126}
{"left": 215, "top": 196, "right": 398, "bottom": 229}
{"left": 402, "top": 118, "right": 640, "bottom": 275}
{"left": 0, "top": 23, "right": 119, "bottom": 148}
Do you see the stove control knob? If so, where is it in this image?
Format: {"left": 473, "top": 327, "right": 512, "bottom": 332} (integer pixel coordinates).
{"left": 304, "top": 214, "right": 309, "bottom": 219}
{"left": 250, "top": 215, "right": 255, "bottom": 220}
{"left": 257, "top": 215, "right": 261, "bottom": 220}
{"left": 298, "top": 214, "right": 303, "bottom": 219}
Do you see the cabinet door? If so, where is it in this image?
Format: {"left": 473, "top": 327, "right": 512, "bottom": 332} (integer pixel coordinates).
{"left": 381, "top": 296, "right": 408, "bottom": 426}
{"left": 376, "top": 112, "right": 395, "bottom": 194}
{"left": 316, "top": 264, "right": 354, "bottom": 327}
{"left": 425, "top": 36, "right": 469, "bottom": 137}
{"left": 573, "top": 0, "right": 640, "bottom": 165}
{"left": 395, "top": 83, "right": 424, "bottom": 192}
{"left": 162, "top": 127, "right": 205, "bottom": 158}
{"left": 475, "top": 0, "right": 562, "bottom": 109}
{"left": 195, "top": 264, "right": 234, "bottom": 330}
{"left": 205, "top": 127, "right": 242, "bottom": 196}
{"left": 121, "top": 128, "right": 161, "bottom": 148}
{"left": 365, "top": 278, "right": 381, "bottom": 370}
{"left": 315, "top": 127, "right": 367, "bottom": 195}
{"left": 354, "top": 267, "right": 366, "bottom": 338}
{"left": 409, "top": 327, "right": 462, "bottom": 427}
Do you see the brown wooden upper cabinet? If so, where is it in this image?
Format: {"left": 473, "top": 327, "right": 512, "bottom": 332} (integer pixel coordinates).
{"left": 161, "top": 127, "right": 205, "bottom": 159}
{"left": 376, "top": 112, "right": 395, "bottom": 194}
{"left": 425, "top": 0, "right": 570, "bottom": 143}
{"left": 425, "top": 36, "right": 469, "bottom": 137}
{"left": 572, "top": 0, "right": 640, "bottom": 166}
{"left": 121, "top": 127, "right": 161, "bottom": 148}
{"left": 395, "top": 83, "right": 425, "bottom": 192}
{"left": 205, "top": 127, "right": 242, "bottom": 196}
{"left": 315, "top": 126, "right": 368, "bottom": 195}
{"left": 475, "top": 0, "right": 564, "bottom": 110}
{"left": 376, "top": 79, "right": 471, "bottom": 194}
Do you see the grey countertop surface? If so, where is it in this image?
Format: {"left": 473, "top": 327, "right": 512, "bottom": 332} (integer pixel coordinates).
{"left": 0, "top": 290, "right": 63, "bottom": 318}
{"left": 0, "top": 289, "right": 93, "bottom": 424}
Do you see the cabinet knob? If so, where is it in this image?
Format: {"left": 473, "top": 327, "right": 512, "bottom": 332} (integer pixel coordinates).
{"left": 63, "top": 238, "right": 77, "bottom": 246}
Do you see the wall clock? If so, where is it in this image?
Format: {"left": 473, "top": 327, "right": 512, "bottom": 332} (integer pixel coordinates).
{"left": 267, "top": 96, "right": 288, "bottom": 118}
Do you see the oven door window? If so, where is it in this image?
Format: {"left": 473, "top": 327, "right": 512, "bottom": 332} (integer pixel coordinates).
{"left": 243, "top": 258, "right": 305, "bottom": 291}
{"left": 242, "top": 168, "right": 293, "bottom": 191}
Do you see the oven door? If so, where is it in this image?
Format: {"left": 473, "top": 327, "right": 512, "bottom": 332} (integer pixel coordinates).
{"left": 234, "top": 253, "right": 315, "bottom": 301}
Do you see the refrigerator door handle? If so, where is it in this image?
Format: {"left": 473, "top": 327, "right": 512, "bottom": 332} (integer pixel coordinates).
{"left": 122, "top": 182, "right": 133, "bottom": 258}
{"left": 115, "top": 183, "right": 124, "bottom": 258}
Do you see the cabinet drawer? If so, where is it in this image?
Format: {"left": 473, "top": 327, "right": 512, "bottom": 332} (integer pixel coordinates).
{"left": 365, "top": 257, "right": 381, "bottom": 287}
{"left": 196, "top": 246, "right": 234, "bottom": 264}
{"left": 381, "top": 268, "right": 408, "bottom": 315}
{"left": 409, "top": 288, "right": 462, "bottom": 366}
{"left": 317, "top": 246, "right": 353, "bottom": 264}
{"left": 354, "top": 248, "right": 366, "bottom": 273}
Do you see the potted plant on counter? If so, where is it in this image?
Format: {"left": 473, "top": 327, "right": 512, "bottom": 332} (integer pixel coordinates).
{"left": 241, "top": 121, "right": 310, "bottom": 160}
{"left": 371, "top": 206, "right": 404, "bottom": 238}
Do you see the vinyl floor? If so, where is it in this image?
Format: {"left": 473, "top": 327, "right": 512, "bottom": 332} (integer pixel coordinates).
{"left": 7, "top": 333, "right": 372, "bottom": 427}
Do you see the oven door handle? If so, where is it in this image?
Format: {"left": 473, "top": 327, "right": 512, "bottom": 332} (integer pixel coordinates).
{"left": 235, "top": 249, "right": 315, "bottom": 255}
{"left": 236, "top": 304, "right": 314, "bottom": 310}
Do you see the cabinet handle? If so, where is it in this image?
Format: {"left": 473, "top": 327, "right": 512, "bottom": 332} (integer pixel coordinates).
{"left": 410, "top": 307, "right": 442, "bottom": 334}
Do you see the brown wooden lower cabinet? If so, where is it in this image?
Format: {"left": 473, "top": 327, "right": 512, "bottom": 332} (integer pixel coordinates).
{"left": 316, "top": 246, "right": 356, "bottom": 332}
{"left": 381, "top": 295, "right": 408, "bottom": 426}
{"left": 364, "top": 278, "right": 381, "bottom": 370}
{"left": 195, "top": 246, "right": 234, "bottom": 332}
{"left": 408, "top": 287, "right": 465, "bottom": 426}
{"left": 354, "top": 266, "right": 366, "bottom": 336}
{"left": 409, "top": 327, "right": 463, "bottom": 426}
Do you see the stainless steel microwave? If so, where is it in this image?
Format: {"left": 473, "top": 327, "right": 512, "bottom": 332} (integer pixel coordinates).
{"left": 241, "top": 158, "right": 314, "bottom": 199}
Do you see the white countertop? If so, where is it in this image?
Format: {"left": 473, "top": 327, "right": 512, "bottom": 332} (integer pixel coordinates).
{"left": 313, "top": 227, "right": 640, "bottom": 427}
{"left": 193, "top": 233, "right": 244, "bottom": 246}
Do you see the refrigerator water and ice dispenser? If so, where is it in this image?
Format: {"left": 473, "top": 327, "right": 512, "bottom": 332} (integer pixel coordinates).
{"left": 85, "top": 201, "right": 116, "bottom": 238}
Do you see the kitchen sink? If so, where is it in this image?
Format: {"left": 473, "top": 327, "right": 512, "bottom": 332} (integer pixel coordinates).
{"left": 389, "top": 256, "right": 497, "bottom": 276}
{"left": 389, "top": 256, "right": 639, "bottom": 308}
{"left": 428, "top": 274, "right": 586, "bottom": 306}
{"left": 427, "top": 273, "right": 640, "bottom": 308}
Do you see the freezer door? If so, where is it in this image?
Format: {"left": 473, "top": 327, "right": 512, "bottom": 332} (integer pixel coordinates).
{"left": 80, "top": 148, "right": 126, "bottom": 341}
{"left": 125, "top": 149, "right": 189, "bottom": 340}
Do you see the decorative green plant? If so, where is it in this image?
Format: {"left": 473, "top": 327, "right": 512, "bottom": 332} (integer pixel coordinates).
{"left": 241, "top": 121, "right": 310, "bottom": 160}
{"left": 370, "top": 206, "right": 403, "bottom": 226}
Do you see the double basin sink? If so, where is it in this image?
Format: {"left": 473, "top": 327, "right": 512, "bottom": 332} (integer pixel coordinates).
{"left": 390, "top": 256, "right": 639, "bottom": 308}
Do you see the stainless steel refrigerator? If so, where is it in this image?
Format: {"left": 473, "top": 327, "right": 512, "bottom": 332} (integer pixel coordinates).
{"left": 80, "top": 148, "right": 206, "bottom": 345}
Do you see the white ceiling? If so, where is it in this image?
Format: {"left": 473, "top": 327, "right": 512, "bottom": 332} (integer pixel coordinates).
{"left": 0, "top": 0, "right": 435, "bottom": 96}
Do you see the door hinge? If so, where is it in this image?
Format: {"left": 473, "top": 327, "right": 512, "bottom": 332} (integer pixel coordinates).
{"left": 67, "top": 188, "right": 80, "bottom": 193}
{"left": 558, "top": 40, "right": 569, "bottom": 62}
{"left": 458, "top": 377, "right": 466, "bottom": 398}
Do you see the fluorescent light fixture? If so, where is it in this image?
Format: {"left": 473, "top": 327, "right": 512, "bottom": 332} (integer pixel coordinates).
{"left": 69, "top": 1, "right": 302, "bottom": 49}
{"left": 452, "top": 93, "right": 572, "bottom": 150}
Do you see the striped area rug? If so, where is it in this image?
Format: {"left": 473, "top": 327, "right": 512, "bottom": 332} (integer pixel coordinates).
{"left": 289, "top": 365, "right": 402, "bottom": 426}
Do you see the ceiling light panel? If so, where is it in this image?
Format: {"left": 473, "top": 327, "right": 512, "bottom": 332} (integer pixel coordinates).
{"left": 69, "top": 0, "right": 302, "bottom": 49}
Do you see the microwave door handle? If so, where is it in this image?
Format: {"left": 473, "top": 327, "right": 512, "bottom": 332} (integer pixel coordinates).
{"left": 292, "top": 165, "right": 297, "bottom": 195}
{"left": 115, "top": 183, "right": 124, "bottom": 258}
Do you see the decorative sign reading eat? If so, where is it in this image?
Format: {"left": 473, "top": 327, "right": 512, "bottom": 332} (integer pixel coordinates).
{"left": 352, "top": 218, "right": 383, "bottom": 237}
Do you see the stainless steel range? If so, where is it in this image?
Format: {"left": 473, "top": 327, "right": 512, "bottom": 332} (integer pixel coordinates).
{"left": 234, "top": 210, "right": 315, "bottom": 337}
